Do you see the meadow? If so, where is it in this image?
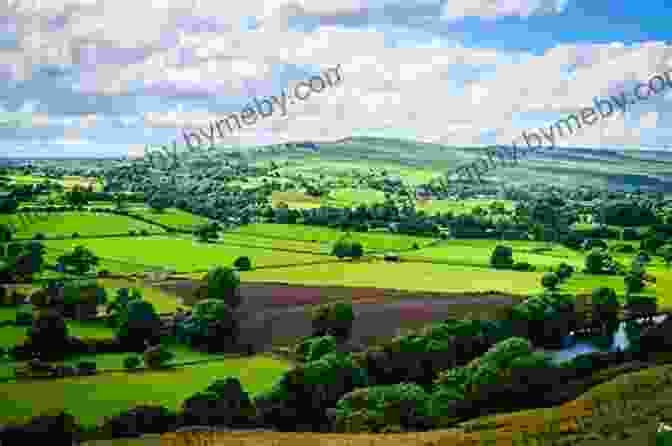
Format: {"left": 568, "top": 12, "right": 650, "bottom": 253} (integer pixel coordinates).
{"left": 41, "top": 236, "right": 329, "bottom": 274}
{"left": 0, "top": 355, "right": 292, "bottom": 426}
{"left": 126, "top": 208, "right": 211, "bottom": 231}
{"left": 0, "top": 212, "right": 164, "bottom": 239}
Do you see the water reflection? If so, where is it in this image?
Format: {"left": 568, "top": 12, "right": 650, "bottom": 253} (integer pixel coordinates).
{"left": 540, "top": 314, "right": 667, "bottom": 364}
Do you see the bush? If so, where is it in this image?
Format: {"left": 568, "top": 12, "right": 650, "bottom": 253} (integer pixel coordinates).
{"left": 622, "top": 227, "right": 640, "bottom": 241}
{"left": 124, "top": 355, "right": 142, "bottom": 370}
{"left": 32, "top": 233, "right": 45, "bottom": 240}
{"left": 76, "top": 361, "right": 97, "bottom": 375}
{"left": 128, "top": 230, "right": 137, "bottom": 236}
{"left": 100, "top": 405, "right": 178, "bottom": 438}
{"left": 72, "top": 232, "right": 79, "bottom": 238}
{"left": 15, "top": 310, "right": 32, "bottom": 326}
{"left": 143, "top": 345, "right": 174, "bottom": 369}
{"left": 490, "top": 245, "right": 514, "bottom": 269}
{"left": 512, "top": 261, "right": 535, "bottom": 271}
{"left": 613, "top": 244, "right": 636, "bottom": 253}
{"left": 233, "top": 256, "right": 252, "bottom": 271}
{"left": 333, "top": 383, "right": 432, "bottom": 433}
{"left": 311, "top": 302, "right": 355, "bottom": 340}
{"left": 0, "top": 410, "right": 78, "bottom": 443}
{"left": 554, "top": 262, "right": 574, "bottom": 281}
{"left": 585, "top": 249, "right": 611, "bottom": 274}
{"left": 541, "top": 272, "right": 559, "bottom": 290}
{"left": 139, "top": 229, "right": 149, "bottom": 236}
{"left": 307, "top": 335, "right": 337, "bottom": 362}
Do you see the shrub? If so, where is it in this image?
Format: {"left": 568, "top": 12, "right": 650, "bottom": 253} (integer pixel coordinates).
{"left": 0, "top": 410, "right": 78, "bottom": 443}
{"left": 333, "top": 383, "right": 432, "bottom": 433}
{"left": 143, "top": 345, "right": 174, "bottom": 369}
{"left": 585, "top": 249, "right": 610, "bottom": 274}
{"left": 307, "top": 335, "right": 337, "bottom": 362}
{"left": 202, "top": 266, "right": 241, "bottom": 308}
{"left": 490, "top": 245, "right": 514, "bottom": 269}
{"left": 233, "top": 256, "right": 252, "bottom": 271}
{"left": 555, "top": 262, "right": 574, "bottom": 281}
{"left": 123, "top": 355, "right": 142, "bottom": 370}
{"left": 139, "top": 229, "right": 149, "bottom": 236}
{"left": 72, "top": 232, "right": 79, "bottom": 238}
{"left": 541, "top": 272, "right": 559, "bottom": 290}
{"left": 128, "top": 230, "right": 137, "bottom": 236}
{"left": 100, "top": 405, "right": 178, "bottom": 438}
{"left": 15, "top": 310, "right": 32, "bottom": 326}
{"left": 32, "top": 233, "right": 45, "bottom": 240}
{"left": 512, "top": 261, "right": 535, "bottom": 271}
{"left": 76, "top": 361, "right": 97, "bottom": 375}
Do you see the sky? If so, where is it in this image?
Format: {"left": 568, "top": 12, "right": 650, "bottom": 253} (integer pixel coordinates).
{"left": 0, "top": 0, "right": 671, "bottom": 159}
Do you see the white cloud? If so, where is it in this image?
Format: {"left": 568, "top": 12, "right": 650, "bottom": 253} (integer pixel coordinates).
{"left": 441, "top": 0, "right": 569, "bottom": 21}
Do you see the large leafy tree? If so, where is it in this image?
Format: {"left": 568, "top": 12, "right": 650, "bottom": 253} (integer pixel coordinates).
{"left": 490, "top": 245, "right": 514, "bottom": 269}
{"left": 57, "top": 246, "right": 100, "bottom": 276}
{"left": 198, "top": 266, "right": 241, "bottom": 308}
{"left": 0, "top": 223, "right": 13, "bottom": 242}
{"left": 115, "top": 297, "right": 161, "bottom": 352}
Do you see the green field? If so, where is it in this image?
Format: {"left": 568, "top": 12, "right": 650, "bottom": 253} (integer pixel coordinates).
{"left": 242, "top": 261, "right": 544, "bottom": 295}
{"left": 416, "top": 199, "right": 515, "bottom": 216}
{"left": 0, "top": 355, "right": 291, "bottom": 426}
{"left": 127, "top": 208, "right": 211, "bottom": 230}
{"left": 0, "top": 213, "right": 164, "bottom": 238}
{"left": 42, "top": 236, "right": 329, "bottom": 274}
{"left": 232, "top": 223, "right": 434, "bottom": 252}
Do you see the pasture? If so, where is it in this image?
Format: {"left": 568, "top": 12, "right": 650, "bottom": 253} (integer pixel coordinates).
{"left": 41, "top": 236, "right": 329, "bottom": 275}
{"left": 126, "top": 208, "right": 211, "bottom": 231}
{"left": 0, "top": 355, "right": 292, "bottom": 426}
{"left": 0, "top": 212, "right": 163, "bottom": 239}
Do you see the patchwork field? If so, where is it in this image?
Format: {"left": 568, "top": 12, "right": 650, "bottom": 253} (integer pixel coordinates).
{"left": 42, "top": 236, "right": 330, "bottom": 274}
{"left": 126, "top": 208, "right": 211, "bottom": 230}
{"left": 0, "top": 355, "right": 292, "bottom": 426}
{"left": 232, "top": 223, "right": 435, "bottom": 252}
{"left": 0, "top": 212, "right": 164, "bottom": 238}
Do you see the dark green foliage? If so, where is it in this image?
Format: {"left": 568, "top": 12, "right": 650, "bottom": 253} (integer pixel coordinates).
{"left": 100, "top": 405, "right": 178, "bottom": 438}
{"left": 554, "top": 262, "right": 574, "bottom": 280}
{"left": 202, "top": 266, "right": 241, "bottom": 307}
{"left": 585, "top": 249, "right": 611, "bottom": 274}
{"left": 311, "top": 302, "right": 355, "bottom": 340}
{"left": 541, "top": 272, "right": 559, "bottom": 290}
{"left": 76, "top": 361, "right": 97, "bottom": 374}
{"left": 116, "top": 299, "right": 160, "bottom": 352}
{"left": 233, "top": 256, "right": 252, "bottom": 271}
{"left": 331, "top": 237, "right": 364, "bottom": 259}
{"left": 143, "top": 344, "right": 174, "bottom": 369}
{"left": 512, "top": 261, "right": 535, "bottom": 271}
{"left": 27, "top": 310, "right": 70, "bottom": 360}
{"left": 57, "top": 245, "right": 99, "bottom": 276}
{"left": 15, "top": 310, "right": 32, "bottom": 326}
{"left": 123, "top": 355, "right": 141, "bottom": 370}
{"left": 621, "top": 227, "right": 640, "bottom": 240}
{"left": 333, "top": 383, "right": 431, "bottom": 432}
{"left": 490, "top": 245, "right": 513, "bottom": 269}
{"left": 307, "top": 335, "right": 337, "bottom": 362}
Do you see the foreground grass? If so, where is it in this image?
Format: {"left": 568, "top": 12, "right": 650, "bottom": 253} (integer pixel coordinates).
{"left": 86, "top": 362, "right": 672, "bottom": 445}
{"left": 0, "top": 355, "right": 291, "bottom": 426}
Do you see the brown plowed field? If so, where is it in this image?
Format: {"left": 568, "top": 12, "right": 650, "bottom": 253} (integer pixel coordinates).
{"left": 157, "top": 280, "right": 526, "bottom": 350}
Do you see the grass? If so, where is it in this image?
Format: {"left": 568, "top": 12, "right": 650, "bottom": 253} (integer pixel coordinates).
{"left": 126, "top": 208, "right": 211, "bottom": 230}
{"left": 232, "top": 223, "right": 434, "bottom": 252}
{"left": 42, "top": 236, "right": 328, "bottom": 274}
{"left": 0, "top": 317, "right": 116, "bottom": 349}
{"left": 0, "top": 212, "right": 163, "bottom": 238}
{"left": 97, "top": 278, "right": 184, "bottom": 314}
{"left": 241, "top": 260, "right": 544, "bottom": 295}
{"left": 0, "top": 355, "right": 292, "bottom": 426}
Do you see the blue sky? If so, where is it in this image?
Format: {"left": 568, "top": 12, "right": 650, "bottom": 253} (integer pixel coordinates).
{"left": 0, "top": 0, "right": 671, "bottom": 158}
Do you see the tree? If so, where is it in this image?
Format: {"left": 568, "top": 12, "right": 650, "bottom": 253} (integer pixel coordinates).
{"left": 490, "top": 245, "right": 514, "bottom": 269}
{"left": 541, "top": 272, "right": 559, "bottom": 291}
{"left": 57, "top": 246, "right": 99, "bottom": 275}
{"left": 116, "top": 299, "right": 161, "bottom": 352}
{"left": 147, "top": 194, "right": 170, "bottom": 213}
{"left": 331, "top": 237, "right": 364, "bottom": 260}
{"left": 64, "top": 185, "right": 88, "bottom": 207}
{"left": 201, "top": 266, "right": 241, "bottom": 308}
{"left": 311, "top": 302, "right": 355, "bottom": 340}
{"left": 195, "top": 223, "right": 218, "bottom": 243}
{"left": 0, "top": 197, "right": 18, "bottom": 213}
{"left": 585, "top": 249, "right": 609, "bottom": 274}
{"left": 659, "top": 245, "right": 672, "bottom": 269}
{"left": 0, "top": 223, "right": 13, "bottom": 242}
{"left": 27, "top": 309, "right": 70, "bottom": 360}
{"left": 591, "top": 287, "right": 619, "bottom": 332}
{"left": 233, "top": 256, "right": 252, "bottom": 271}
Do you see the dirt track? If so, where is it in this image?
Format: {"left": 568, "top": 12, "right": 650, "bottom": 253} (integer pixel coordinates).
{"left": 157, "top": 280, "right": 524, "bottom": 350}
